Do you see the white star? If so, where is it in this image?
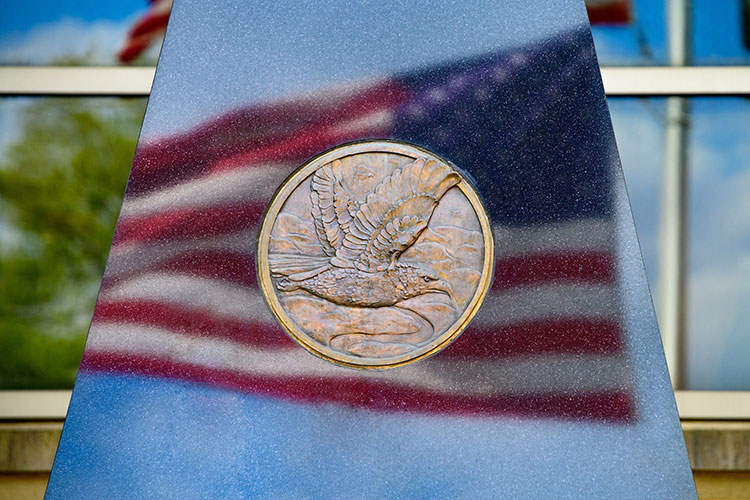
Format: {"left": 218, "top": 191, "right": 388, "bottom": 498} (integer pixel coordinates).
{"left": 492, "top": 67, "right": 508, "bottom": 82}
{"left": 428, "top": 88, "right": 447, "bottom": 103}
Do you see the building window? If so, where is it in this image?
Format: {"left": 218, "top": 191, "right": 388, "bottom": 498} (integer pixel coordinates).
{"left": 1, "top": 0, "right": 749, "bottom": 417}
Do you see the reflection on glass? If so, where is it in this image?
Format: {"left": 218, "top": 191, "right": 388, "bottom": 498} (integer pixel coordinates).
{"left": 613, "top": 97, "right": 750, "bottom": 390}
{"left": 0, "top": 97, "right": 144, "bottom": 388}
{"left": 591, "top": 0, "right": 750, "bottom": 66}
{"left": 687, "top": 97, "right": 750, "bottom": 389}
{"left": 3, "top": 1, "right": 748, "bottom": 67}
{"left": 76, "top": 31, "right": 633, "bottom": 422}
{"left": 591, "top": 0, "right": 668, "bottom": 65}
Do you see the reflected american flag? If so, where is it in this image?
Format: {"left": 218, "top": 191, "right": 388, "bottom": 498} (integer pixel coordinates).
{"left": 94, "top": 30, "right": 634, "bottom": 422}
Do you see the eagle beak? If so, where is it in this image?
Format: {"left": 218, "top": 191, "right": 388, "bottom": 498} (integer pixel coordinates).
{"left": 430, "top": 280, "right": 455, "bottom": 302}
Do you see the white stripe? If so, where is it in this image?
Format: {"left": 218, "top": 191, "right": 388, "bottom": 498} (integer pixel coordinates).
{"left": 474, "top": 284, "right": 619, "bottom": 327}
{"left": 99, "top": 272, "right": 618, "bottom": 326}
{"left": 87, "top": 322, "right": 630, "bottom": 395}
{"left": 99, "top": 273, "right": 273, "bottom": 322}
{"left": 329, "top": 109, "right": 393, "bottom": 135}
{"left": 119, "top": 165, "right": 293, "bottom": 219}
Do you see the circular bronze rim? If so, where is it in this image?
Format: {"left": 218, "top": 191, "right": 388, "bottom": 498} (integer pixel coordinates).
{"left": 256, "top": 140, "right": 494, "bottom": 369}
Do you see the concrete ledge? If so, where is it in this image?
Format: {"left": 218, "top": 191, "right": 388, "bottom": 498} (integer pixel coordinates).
{"left": 683, "top": 421, "right": 750, "bottom": 472}
{"left": 0, "top": 473, "right": 50, "bottom": 500}
{"left": 693, "top": 471, "right": 750, "bottom": 500}
{"left": 0, "top": 422, "right": 62, "bottom": 473}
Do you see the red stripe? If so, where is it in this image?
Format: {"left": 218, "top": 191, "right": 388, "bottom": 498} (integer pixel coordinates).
{"left": 208, "top": 115, "right": 390, "bottom": 174}
{"left": 118, "top": 0, "right": 171, "bottom": 63}
{"left": 90, "top": 299, "right": 620, "bottom": 357}
{"left": 104, "top": 240, "right": 614, "bottom": 295}
{"left": 152, "top": 250, "right": 254, "bottom": 286}
{"left": 127, "top": 82, "right": 408, "bottom": 194}
{"left": 586, "top": 0, "right": 631, "bottom": 24}
{"left": 118, "top": 37, "right": 155, "bottom": 64}
{"left": 80, "top": 352, "right": 635, "bottom": 422}
{"left": 112, "top": 202, "right": 267, "bottom": 245}
{"left": 493, "top": 251, "right": 614, "bottom": 289}
{"left": 128, "top": 11, "right": 171, "bottom": 38}
{"left": 92, "top": 300, "right": 294, "bottom": 349}
{"left": 448, "top": 318, "right": 621, "bottom": 357}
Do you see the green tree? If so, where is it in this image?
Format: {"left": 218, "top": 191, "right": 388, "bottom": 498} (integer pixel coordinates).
{"left": 0, "top": 97, "right": 146, "bottom": 388}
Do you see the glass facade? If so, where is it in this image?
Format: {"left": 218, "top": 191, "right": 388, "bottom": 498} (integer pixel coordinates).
{"left": 0, "top": 1, "right": 748, "bottom": 394}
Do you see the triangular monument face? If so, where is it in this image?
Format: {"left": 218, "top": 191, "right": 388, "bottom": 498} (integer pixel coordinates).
{"left": 47, "top": 1, "right": 696, "bottom": 498}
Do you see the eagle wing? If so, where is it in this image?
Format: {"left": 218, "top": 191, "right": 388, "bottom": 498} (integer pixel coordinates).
{"left": 335, "top": 158, "right": 460, "bottom": 271}
{"left": 310, "top": 159, "right": 359, "bottom": 257}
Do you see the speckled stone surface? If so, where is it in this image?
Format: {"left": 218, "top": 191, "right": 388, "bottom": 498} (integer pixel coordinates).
{"left": 46, "top": 0, "right": 696, "bottom": 498}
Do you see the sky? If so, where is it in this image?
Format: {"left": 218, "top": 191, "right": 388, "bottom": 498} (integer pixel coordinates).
{"left": 0, "top": 0, "right": 153, "bottom": 65}
{"left": 1, "top": 0, "right": 749, "bottom": 65}
{"left": 0, "top": 0, "right": 748, "bottom": 390}
{"left": 1, "top": 1, "right": 145, "bottom": 33}
{"left": 609, "top": 97, "right": 750, "bottom": 390}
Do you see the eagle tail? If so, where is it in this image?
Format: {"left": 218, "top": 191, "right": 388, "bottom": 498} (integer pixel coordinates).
{"left": 268, "top": 254, "right": 330, "bottom": 281}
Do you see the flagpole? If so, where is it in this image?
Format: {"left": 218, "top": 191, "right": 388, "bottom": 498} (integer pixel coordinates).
{"left": 659, "top": 0, "right": 690, "bottom": 388}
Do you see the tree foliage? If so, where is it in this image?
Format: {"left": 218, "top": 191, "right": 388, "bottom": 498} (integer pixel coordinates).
{"left": 0, "top": 97, "right": 146, "bottom": 388}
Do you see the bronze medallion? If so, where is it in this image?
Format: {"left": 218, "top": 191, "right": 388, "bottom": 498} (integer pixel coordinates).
{"left": 257, "top": 141, "right": 494, "bottom": 368}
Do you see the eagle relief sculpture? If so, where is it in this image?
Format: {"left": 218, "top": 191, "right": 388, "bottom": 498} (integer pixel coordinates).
{"left": 258, "top": 143, "right": 493, "bottom": 368}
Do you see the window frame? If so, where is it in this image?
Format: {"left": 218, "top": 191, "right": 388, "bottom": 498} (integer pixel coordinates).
{"left": 1, "top": 390, "right": 749, "bottom": 420}
{"left": 2, "top": 66, "right": 750, "bottom": 96}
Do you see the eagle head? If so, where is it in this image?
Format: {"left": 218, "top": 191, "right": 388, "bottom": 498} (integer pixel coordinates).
{"left": 395, "top": 264, "right": 454, "bottom": 302}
